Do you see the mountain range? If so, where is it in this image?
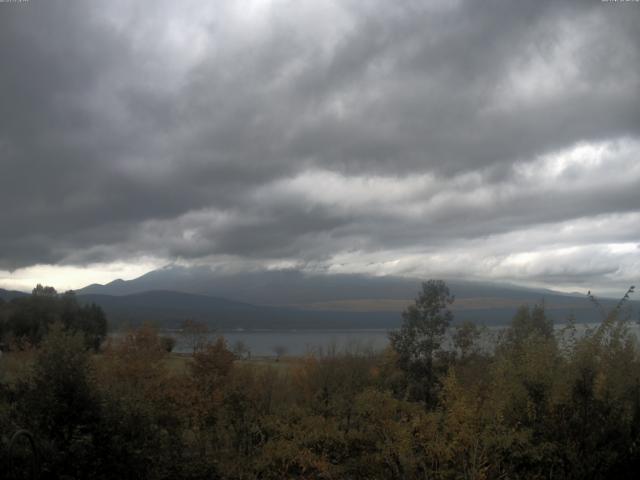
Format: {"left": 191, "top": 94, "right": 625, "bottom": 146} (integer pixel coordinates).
{"left": 76, "top": 266, "right": 634, "bottom": 329}
{"left": 2, "top": 267, "right": 635, "bottom": 330}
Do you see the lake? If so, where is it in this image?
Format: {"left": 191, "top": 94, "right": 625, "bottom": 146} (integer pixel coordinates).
{"left": 164, "top": 321, "right": 640, "bottom": 357}
{"left": 167, "top": 329, "right": 390, "bottom": 356}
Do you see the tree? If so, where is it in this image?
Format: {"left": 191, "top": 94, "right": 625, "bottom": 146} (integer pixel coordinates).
{"left": 180, "top": 319, "right": 209, "bottom": 354}
{"left": 389, "top": 280, "right": 454, "bottom": 404}
{"left": 452, "top": 320, "right": 482, "bottom": 360}
{"left": 184, "top": 336, "right": 236, "bottom": 443}
{"left": 3, "top": 287, "right": 107, "bottom": 350}
{"left": 502, "top": 303, "right": 553, "bottom": 350}
{"left": 31, "top": 284, "right": 57, "bottom": 297}
{"left": 160, "top": 335, "right": 177, "bottom": 352}
{"left": 60, "top": 292, "right": 107, "bottom": 351}
{"left": 272, "top": 345, "right": 287, "bottom": 362}
{"left": 17, "top": 323, "right": 101, "bottom": 477}
{"left": 233, "top": 339, "right": 251, "bottom": 360}
{"left": 190, "top": 337, "right": 236, "bottom": 393}
{"left": 7, "top": 286, "right": 61, "bottom": 345}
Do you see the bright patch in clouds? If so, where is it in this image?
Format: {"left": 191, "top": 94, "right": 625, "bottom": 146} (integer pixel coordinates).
{"left": 0, "top": 260, "right": 163, "bottom": 293}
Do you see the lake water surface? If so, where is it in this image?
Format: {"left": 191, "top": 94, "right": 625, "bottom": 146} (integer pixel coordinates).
{"left": 163, "top": 321, "right": 640, "bottom": 357}
{"left": 169, "top": 329, "right": 390, "bottom": 356}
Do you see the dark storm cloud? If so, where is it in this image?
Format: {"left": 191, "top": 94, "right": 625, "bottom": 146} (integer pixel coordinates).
{"left": 1, "top": 0, "right": 639, "bottom": 290}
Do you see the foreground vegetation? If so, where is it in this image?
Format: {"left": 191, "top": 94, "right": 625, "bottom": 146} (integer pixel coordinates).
{"left": 1, "top": 281, "right": 639, "bottom": 479}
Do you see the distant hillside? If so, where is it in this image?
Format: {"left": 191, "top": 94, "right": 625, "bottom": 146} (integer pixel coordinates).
{"left": 76, "top": 290, "right": 399, "bottom": 330}
{"left": 78, "top": 265, "right": 588, "bottom": 304}
{"left": 0, "top": 288, "right": 28, "bottom": 301}
{"left": 4, "top": 269, "right": 633, "bottom": 329}
{"left": 74, "top": 289, "right": 631, "bottom": 331}
{"left": 75, "top": 267, "right": 637, "bottom": 328}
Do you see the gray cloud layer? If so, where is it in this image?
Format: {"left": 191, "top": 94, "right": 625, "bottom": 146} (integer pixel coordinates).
{"left": 1, "top": 0, "right": 639, "bottom": 291}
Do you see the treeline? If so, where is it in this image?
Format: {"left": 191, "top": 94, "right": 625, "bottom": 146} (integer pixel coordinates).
{"left": 0, "top": 281, "right": 639, "bottom": 479}
{"left": 0, "top": 284, "right": 107, "bottom": 350}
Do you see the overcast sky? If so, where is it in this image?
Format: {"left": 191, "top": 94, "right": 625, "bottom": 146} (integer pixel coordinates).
{"left": 1, "top": 0, "right": 639, "bottom": 295}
